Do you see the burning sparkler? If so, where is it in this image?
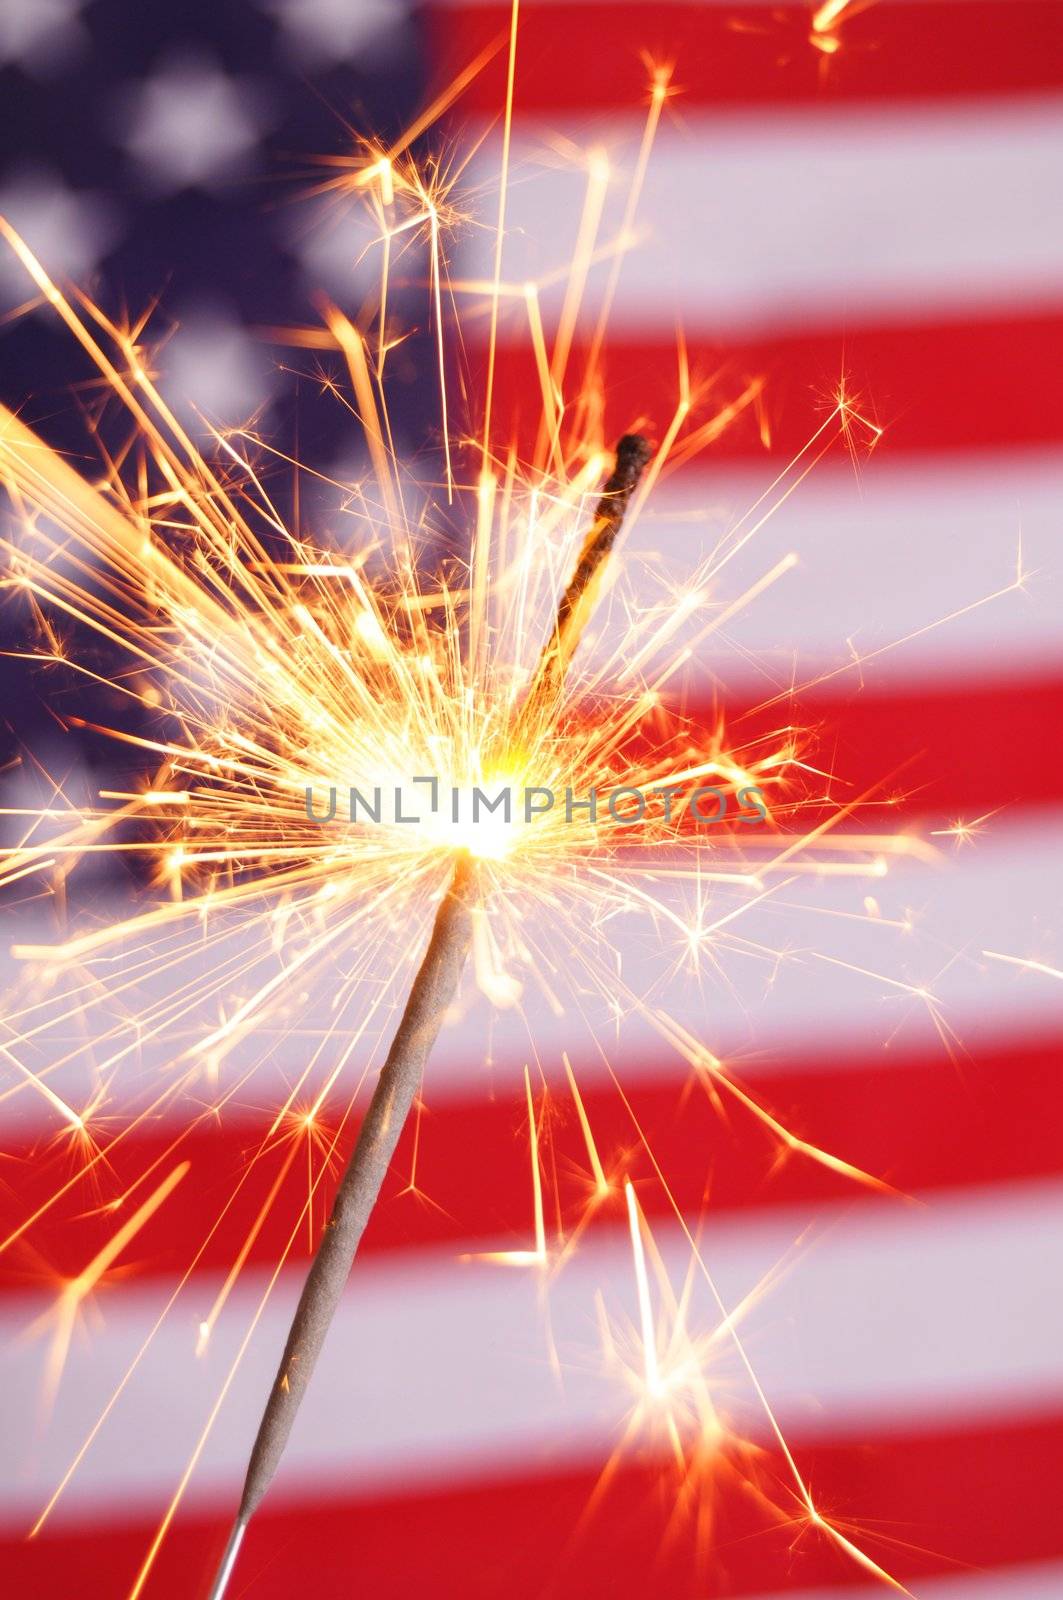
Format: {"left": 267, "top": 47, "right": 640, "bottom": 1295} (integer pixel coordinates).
{"left": 208, "top": 434, "right": 653, "bottom": 1596}
{"left": 0, "top": 23, "right": 931, "bottom": 1600}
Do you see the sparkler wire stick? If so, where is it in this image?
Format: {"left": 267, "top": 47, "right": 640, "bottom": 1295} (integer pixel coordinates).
{"left": 208, "top": 434, "right": 651, "bottom": 1598}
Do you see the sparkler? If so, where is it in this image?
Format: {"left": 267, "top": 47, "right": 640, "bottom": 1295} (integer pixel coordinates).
{"left": 0, "top": 27, "right": 937, "bottom": 1600}
{"left": 209, "top": 435, "right": 652, "bottom": 1596}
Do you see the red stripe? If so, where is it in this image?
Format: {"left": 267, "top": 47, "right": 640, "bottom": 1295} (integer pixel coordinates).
{"left": 472, "top": 311, "right": 1063, "bottom": 458}
{"left": 9, "top": 1410, "right": 1063, "bottom": 1595}
{"left": 4, "top": 1026, "right": 1060, "bottom": 1289}
{"left": 593, "top": 673, "right": 1063, "bottom": 835}
{"left": 429, "top": 2, "right": 1063, "bottom": 113}
{"left": 675, "top": 674, "right": 1063, "bottom": 823}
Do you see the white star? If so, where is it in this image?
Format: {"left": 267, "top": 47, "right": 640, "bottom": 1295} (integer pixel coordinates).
{"left": 264, "top": 0, "right": 411, "bottom": 68}
{"left": 0, "top": 166, "right": 121, "bottom": 305}
{"left": 290, "top": 202, "right": 406, "bottom": 304}
{"left": 117, "top": 51, "right": 268, "bottom": 192}
{"left": 0, "top": 749, "right": 112, "bottom": 882}
{"left": 0, "top": 0, "right": 86, "bottom": 77}
{"left": 159, "top": 303, "right": 273, "bottom": 429}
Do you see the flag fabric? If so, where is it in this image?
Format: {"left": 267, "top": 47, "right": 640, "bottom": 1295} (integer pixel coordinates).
{"left": 2, "top": 3, "right": 1063, "bottom": 1597}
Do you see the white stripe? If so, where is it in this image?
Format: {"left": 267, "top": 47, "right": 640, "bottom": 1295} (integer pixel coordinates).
{"left": 2, "top": 812, "right": 1062, "bottom": 1129}
{"left": 616, "top": 449, "right": 1063, "bottom": 685}
{"left": 4, "top": 1179, "right": 1062, "bottom": 1522}
{"left": 742, "top": 1563, "right": 1063, "bottom": 1600}
{"left": 433, "top": 813, "right": 1063, "bottom": 1093}
{"left": 458, "top": 99, "right": 1063, "bottom": 335}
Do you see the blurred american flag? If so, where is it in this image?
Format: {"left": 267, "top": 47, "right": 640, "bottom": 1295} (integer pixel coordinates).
{"left": 2, "top": 2, "right": 1063, "bottom": 1596}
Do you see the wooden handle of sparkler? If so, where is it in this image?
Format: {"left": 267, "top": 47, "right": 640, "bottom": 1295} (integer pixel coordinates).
{"left": 237, "top": 853, "right": 478, "bottom": 1521}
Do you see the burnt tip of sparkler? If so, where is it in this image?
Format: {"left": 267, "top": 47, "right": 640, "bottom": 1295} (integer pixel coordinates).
{"left": 206, "top": 1516, "right": 248, "bottom": 1600}
{"left": 589, "top": 434, "right": 652, "bottom": 535}
{"left": 611, "top": 432, "right": 652, "bottom": 487}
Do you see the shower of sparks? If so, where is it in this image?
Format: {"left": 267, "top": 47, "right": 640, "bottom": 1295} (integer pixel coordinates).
{"left": 0, "top": 31, "right": 964, "bottom": 1598}
{"left": 587, "top": 1185, "right": 912, "bottom": 1592}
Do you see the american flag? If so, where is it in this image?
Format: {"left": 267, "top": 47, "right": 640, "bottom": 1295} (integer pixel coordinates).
{"left": 2, "top": 2, "right": 1062, "bottom": 1596}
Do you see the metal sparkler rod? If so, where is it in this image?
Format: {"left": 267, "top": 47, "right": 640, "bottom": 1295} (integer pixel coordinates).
{"left": 208, "top": 435, "right": 650, "bottom": 1598}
